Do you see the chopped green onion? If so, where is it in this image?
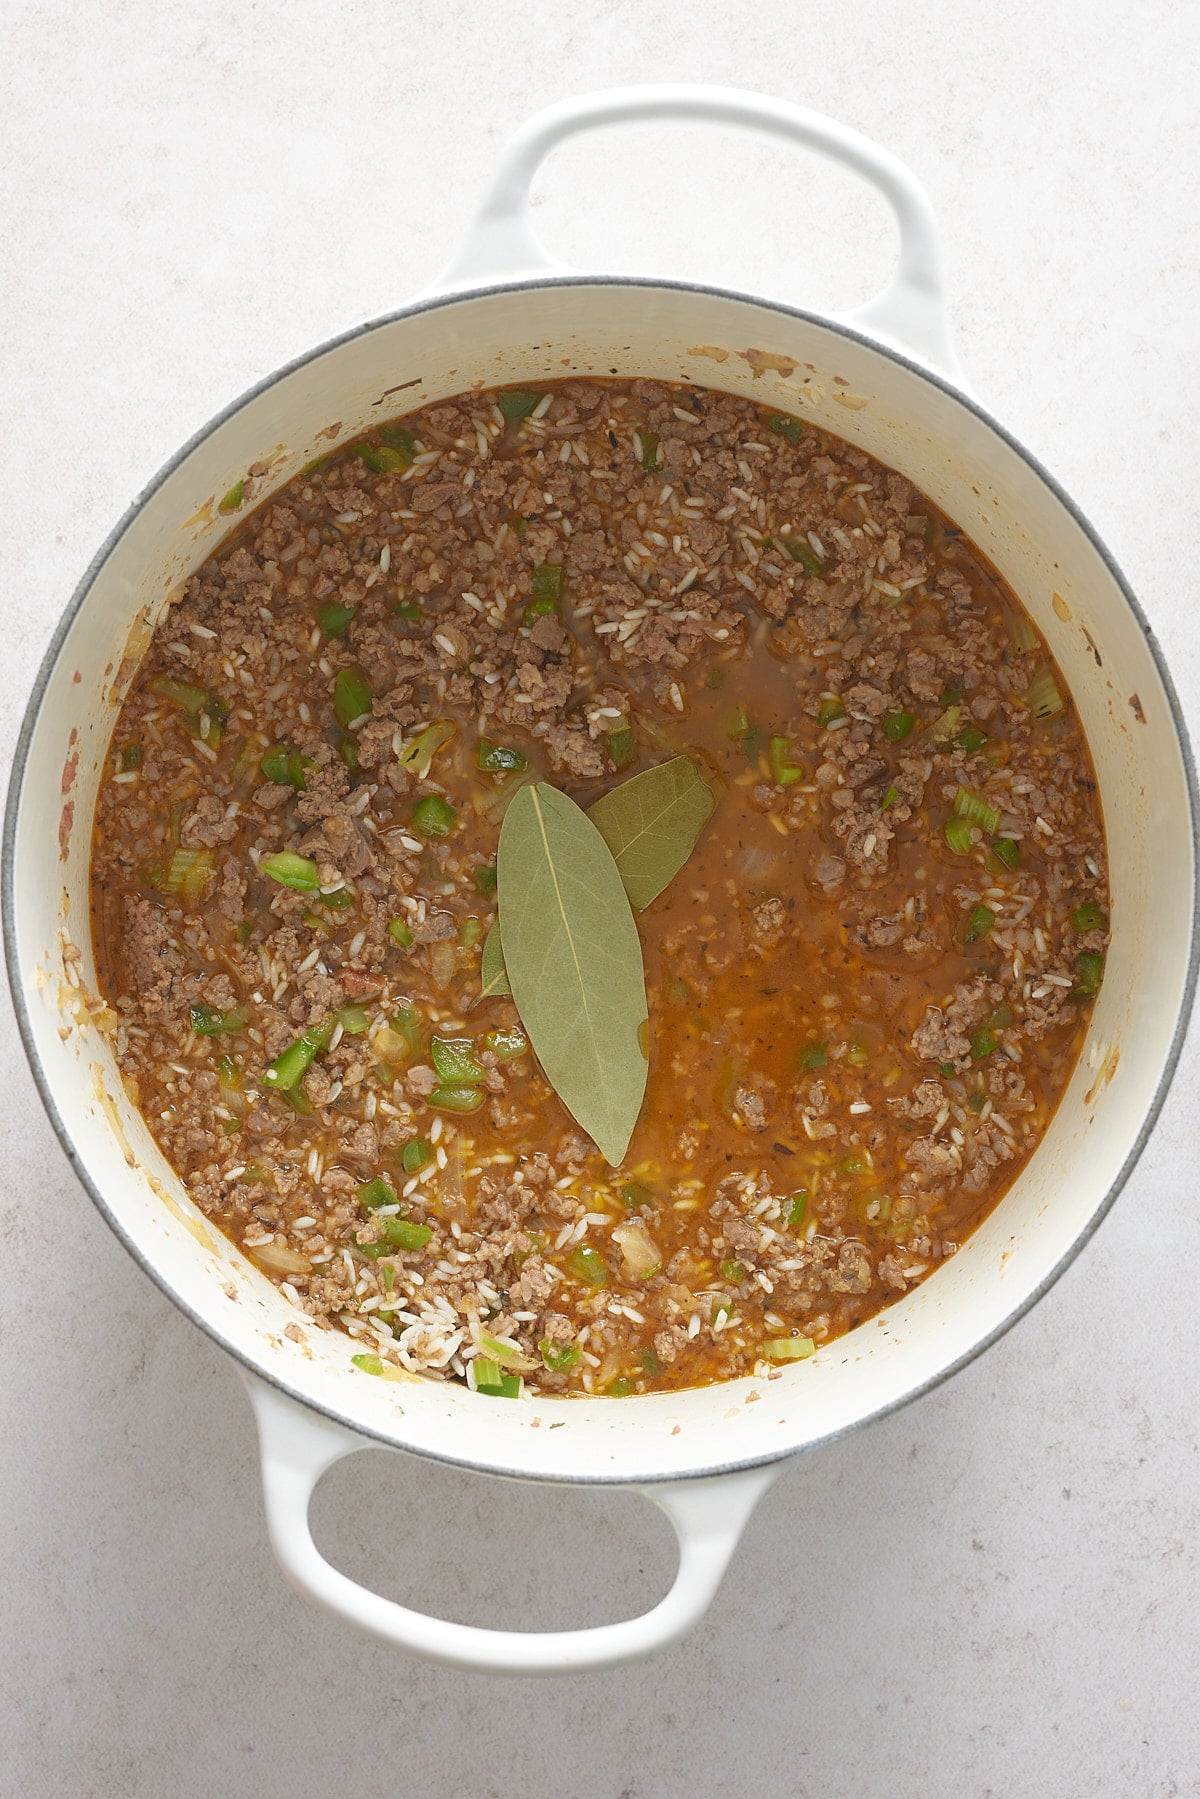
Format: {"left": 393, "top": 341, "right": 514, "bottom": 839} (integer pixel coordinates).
{"left": 739, "top": 722, "right": 763, "bottom": 760}
{"left": 472, "top": 1356, "right": 521, "bottom": 1397}
{"left": 606, "top": 724, "right": 636, "bottom": 769}
{"left": 260, "top": 851, "right": 321, "bottom": 892}
{"left": 333, "top": 666, "right": 373, "bottom": 729}
{"left": 837, "top": 1153, "right": 866, "bottom": 1175}
{"left": 484, "top": 1028, "right": 527, "bottom": 1061}
{"left": 1009, "top": 611, "right": 1040, "bottom": 654}
{"left": 621, "top": 1180, "right": 654, "bottom": 1210}
{"left": 392, "top": 599, "right": 422, "bottom": 621}
{"left": 379, "top": 425, "right": 417, "bottom": 460}
{"left": 1025, "top": 665, "right": 1066, "bottom": 719}
{"left": 428, "top": 1083, "right": 483, "bottom": 1112}
{"left": 938, "top": 1061, "right": 957, "bottom": 1078}
{"left": 817, "top": 697, "right": 846, "bottom": 728}
{"left": 523, "top": 594, "right": 559, "bottom": 626}
{"left": 636, "top": 430, "right": 661, "bottom": 472}
{"left": 953, "top": 787, "right": 1001, "bottom": 835}
{"left": 351, "top": 443, "right": 408, "bottom": 473}
{"left": 987, "top": 1003, "right": 1014, "bottom": 1029}
{"left": 781, "top": 534, "right": 825, "bottom": 575}
{"left": 992, "top": 837, "right": 1022, "bottom": 871}
{"left": 568, "top": 1245, "right": 609, "bottom": 1288}
{"left": 968, "top": 1090, "right": 989, "bottom": 1113}
{"left": 770, "top": 735, "right": 804, "bottom": 785}
{"left": 218, "top": 479, "right": 245, "bottom": 513}
{"left": 316, "top": 601, "right": 355, "bottom": 639}
{"left": 150, "top": 675, "right": 219, "bottom": 718}
{"left": 188, "top": 1004, "right": 249, "bottom": 1036}
{"left": 965, "top": 903, "right": 996, "bottom": 944}
{"left": 319, "top": 887, "right": 353, "bottom": 911}
{"left": 1074, "top": 951, "right": 1105, "bottom": 998}
{"left": 786, "top": 1191, "right": 809, "bottom": 1228}
{"left": 928, "top": 704, "right": 961, "bottom": 744}
{"left": 262, "top": 1018, "right": 332, "bottom": 1091}
{"left": 477, "top": 739, "right": 528, "bottom": 774}
{"left": 335, "top": 1004, "right": 371, "bottom": 1035}
{"left": 641, "top": 1350, "right": 662, "bottom": 1378}
{"left": 338, "top": 736, "right": 359, "bottom": 774}
{"left": 721, "top": 1259, "right": 747, "bottom": 1283}
{"left": 412, "top": 795, "right": 456, "bottom": 837}
{"left": 458, "top": 916, "right": 483, "bottom": 949}
{"left": 944, "top": 816, "right": 975, "bottom": 855}
{"left": 880, "top": 784, "right": 900, "bottom": 810}
{"left": 798, "top": 1042, "right": 827, "bottom": 1070}
{"left": 358, "top": 1176, "right": 397, "bottom": 1210}
{"left": 498, "top": 390, "right": 542, "bottom": 423}
{"left": 162, "top": 847, "right": 215, "bottom": 897}
{"left": 382, "top": 1217, "right": 433, "bottom": 1251}
{"left": 768, "top": 413, "right": 804, "bottom": 444}
{"left": 397, "top": 720, "right": 455, "bottom": 776}
{"left": 473, "top": 863, "right": 498, "bottom": 895}
{"left": 846, "top": 1042, "right": 869, "bottom": 1067}
{"left": 119, "top": 743, "right": 143, "bottom": 771}
{"left": 712, "top": 1296, "right": 733, "bottom": 1325}
{"left": 763, "top": 1336, "right": 816, "bottom": 1361}
{"left": 431, "top": 1037, "right": 486, "bottom": 1083}
{"left": 882, "top": 709, "right": 916, "bottom": 742}
{"left": 954, "top": 726, "right": 989, "bottom": 754}
{"left": 351, "top": 1353, "right": 384, "bottom": 1376}
{"left": 260, "top": 743, "right": 306, "bottom": 790}
{"left": 531, "top": 562, "right": 564, "bottom": 601}
{"left": 400, "top": 1137, "right": 432, "bottom": 1174}
{"left": 1071, "top": 902, "right": 1107, "bottom": 933}
{"left": 391, "top": 1005, "right": 422, "bottom": 1048}
{"left": 606, "top": 1377, "right": 633, "bottom": 1398}
{"left": 970, "top": 1027, "right": 999, "bottom": 1061}
{"left": 388, "top": 917, "right": 414, "bottom": 947}
{"left": 477, "top": 1332, "right": 537, "bottom": 1372}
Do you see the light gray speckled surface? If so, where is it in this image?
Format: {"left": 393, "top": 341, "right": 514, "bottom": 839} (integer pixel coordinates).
{"left": 3, "top": 4, "right": 1199, "bottom": 1795}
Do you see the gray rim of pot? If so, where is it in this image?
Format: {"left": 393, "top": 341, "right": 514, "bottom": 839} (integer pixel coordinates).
{"left": 5, "top": 274, "right": 1198, "bottom": 1485}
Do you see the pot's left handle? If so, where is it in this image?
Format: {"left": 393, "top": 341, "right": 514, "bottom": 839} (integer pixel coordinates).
{"left": 246, "top": 1376, "right": 781, "bottom": 1674}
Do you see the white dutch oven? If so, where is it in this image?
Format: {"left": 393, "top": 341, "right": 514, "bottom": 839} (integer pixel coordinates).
{"left": 5, "top": 88, "right": 1196, "bottom": 1675}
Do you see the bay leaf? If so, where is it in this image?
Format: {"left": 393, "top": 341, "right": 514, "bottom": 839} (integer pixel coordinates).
{"left": 478, "top": 921, "right": 510, "bottom": 998}
{"left": 587, "top": 754, "right": 716, "bottom": 911}
{"left": 497, "top": 782, "right": 647, "bottom": 1166}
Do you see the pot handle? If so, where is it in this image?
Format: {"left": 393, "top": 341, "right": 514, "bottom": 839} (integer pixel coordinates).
{"left": 433, "top": 84, "right": 962, "bottom": 380}
{"left": 246, "top": 1375, "right": 781, "bottom": 1674}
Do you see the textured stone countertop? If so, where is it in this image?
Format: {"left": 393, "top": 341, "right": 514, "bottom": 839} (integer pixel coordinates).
{"left": 3, "top": 4, "right": 1198, "bottom": 1794}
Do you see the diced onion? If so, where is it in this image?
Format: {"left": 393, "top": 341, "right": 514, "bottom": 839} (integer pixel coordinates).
{"left": 249, "top": 1242, "right": 312, "bottom": 1275}
{"left": 612, "top": 1221, "right": 661, "bottom": 1279}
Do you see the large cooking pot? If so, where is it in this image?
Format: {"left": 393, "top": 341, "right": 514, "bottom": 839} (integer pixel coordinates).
{"left": 6, "top": 87, "right": 1196, "bottom": 1675}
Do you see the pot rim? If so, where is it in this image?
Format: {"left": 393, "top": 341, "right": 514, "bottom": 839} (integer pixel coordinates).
{"left": 6, "top": 272, "right": 1198, "bottom": 1484}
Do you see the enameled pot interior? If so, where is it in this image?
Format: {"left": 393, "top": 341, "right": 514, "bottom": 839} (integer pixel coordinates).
{"left": 7, "top": 280, "right": 1195, "bottom": 1483}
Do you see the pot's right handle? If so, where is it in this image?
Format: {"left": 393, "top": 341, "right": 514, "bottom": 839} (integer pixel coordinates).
{"left": 247, "top": 1377, "right": 782, "bottom": 1675}
{"left": 433, "top": 84, "right": 963, "bottom": 383}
